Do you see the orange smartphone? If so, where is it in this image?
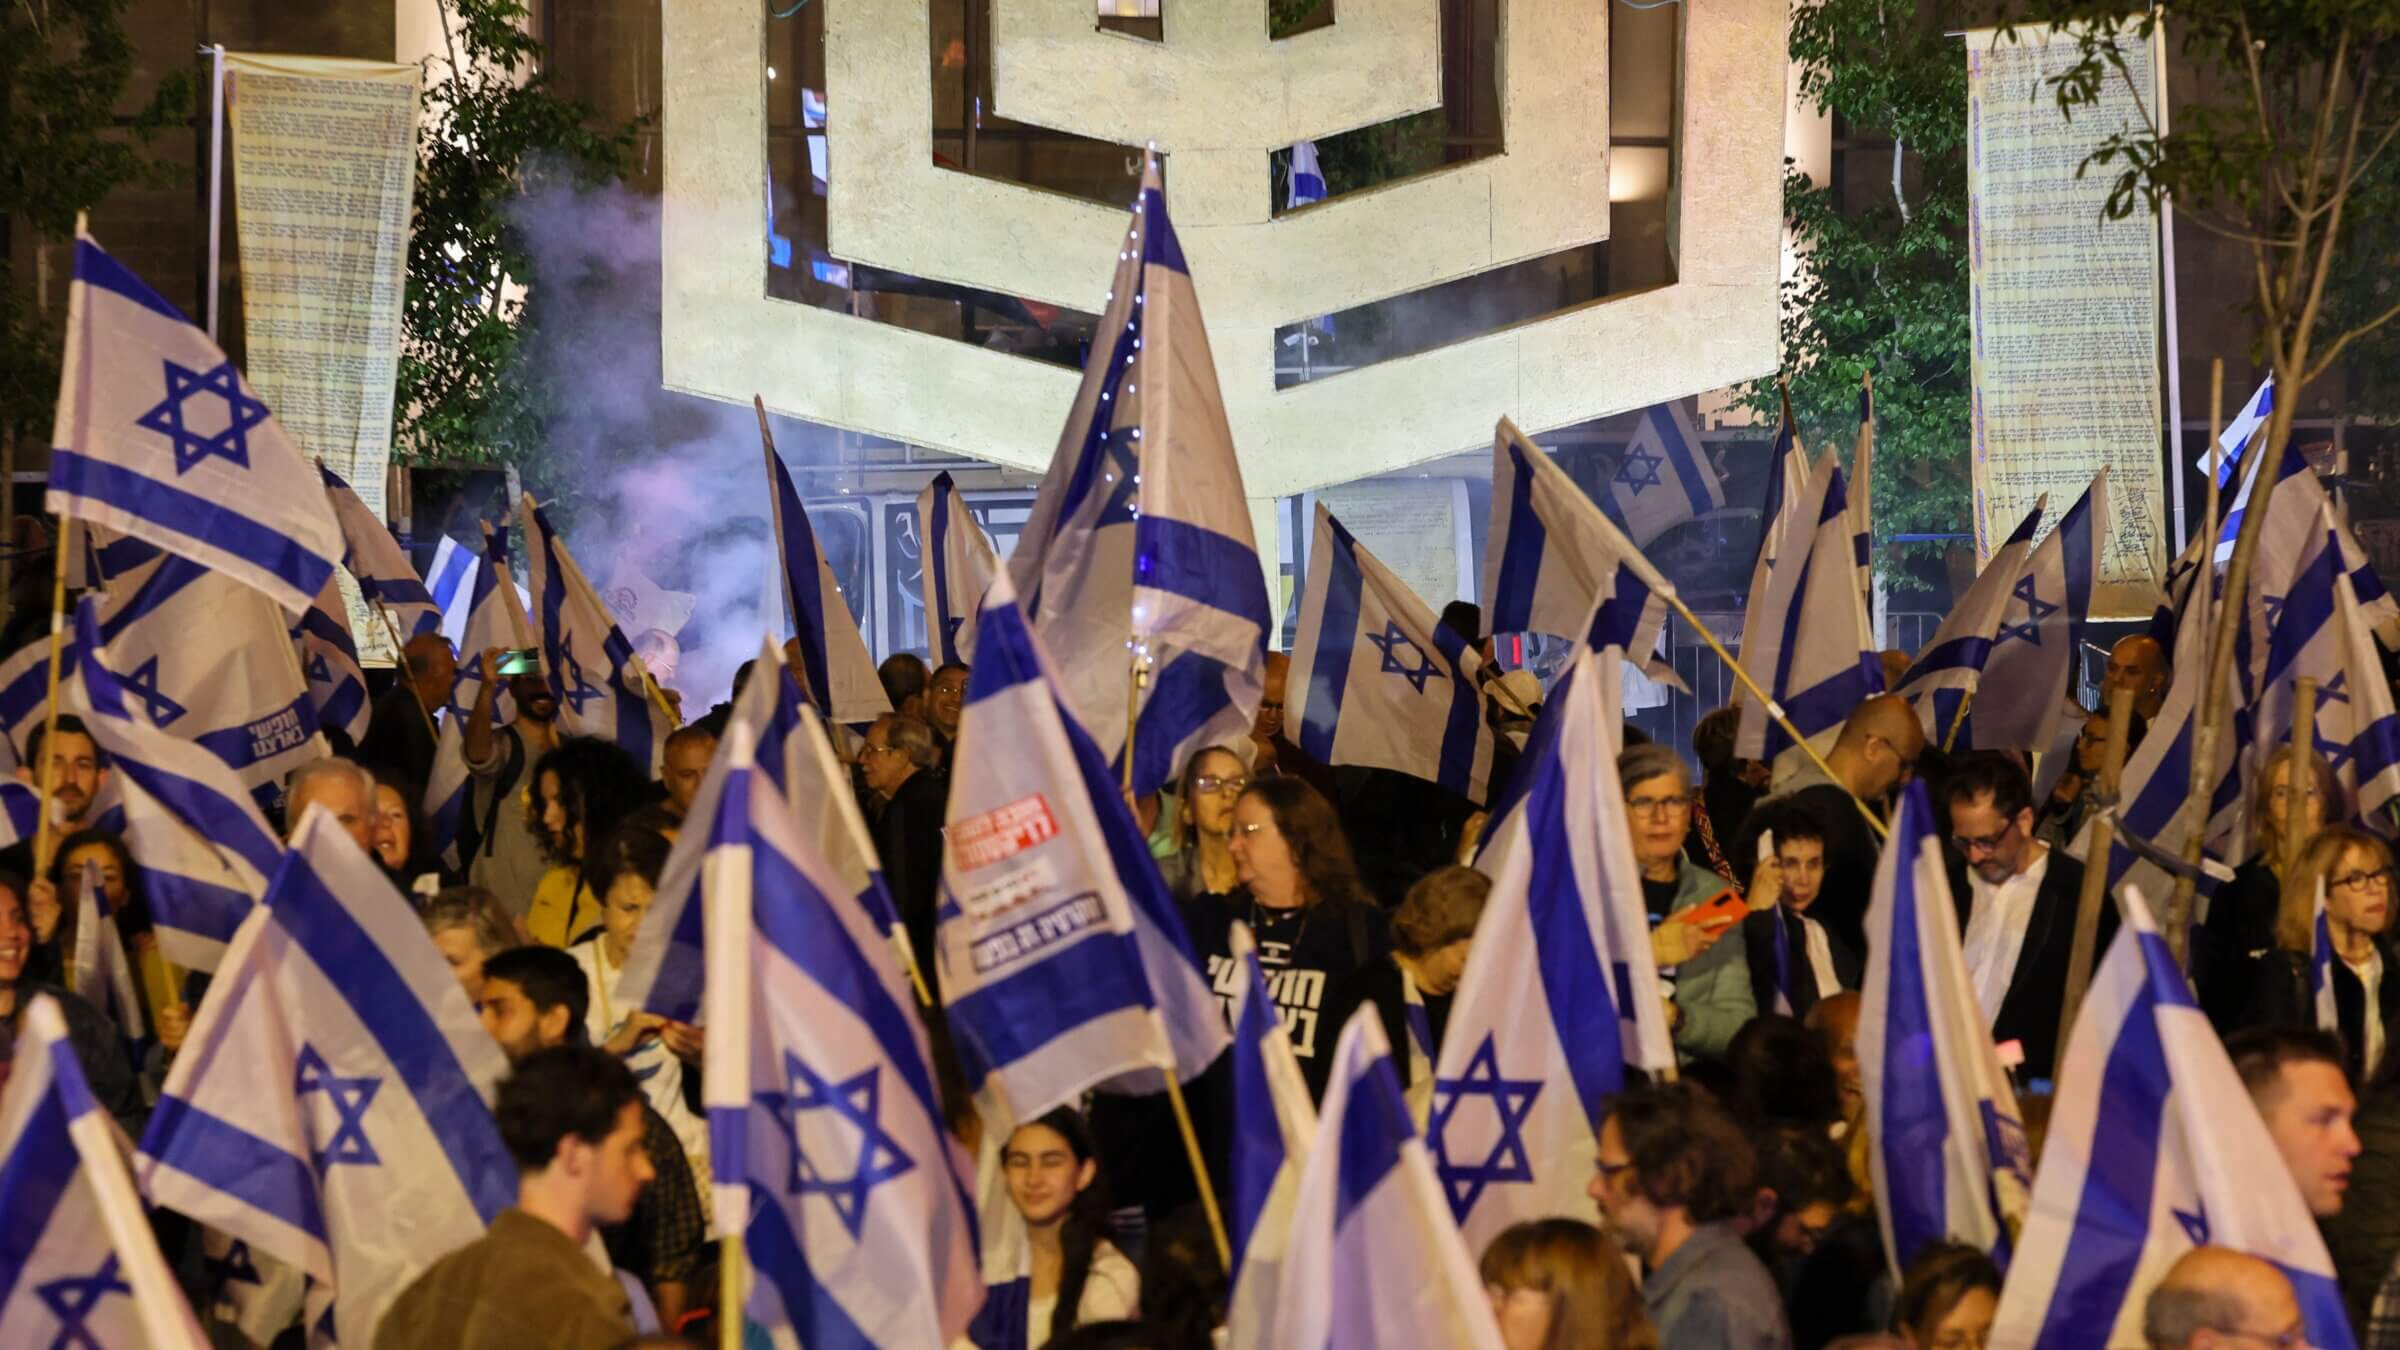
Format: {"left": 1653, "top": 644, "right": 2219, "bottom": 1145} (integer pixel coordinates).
{"left": 1672, "top": 890, "right": 1748, "bottom": 932}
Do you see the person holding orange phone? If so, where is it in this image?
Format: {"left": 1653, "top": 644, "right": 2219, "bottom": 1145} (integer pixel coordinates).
{"left": 1620, "top": 743, "right": 1757, "bottom": 1061}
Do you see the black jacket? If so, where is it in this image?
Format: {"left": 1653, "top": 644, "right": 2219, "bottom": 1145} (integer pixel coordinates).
{"left": 1741, "top": 905, "right": 1862, "bottom": 1021}
{"left": 2242, "top": 942, "right": 2400, "bottom": 1085}
{"left": 2197, "top": 856, "right": 2281, "bottom": 1031}
{"left": 2322, "top": 1078, "right": 2400, "bottom": 1333}
{"left": 357, "top": 681, "right": 441, "bottom": 789}
{"left": 1731, "top": 783, "right": 1880, "bottom": 955}
{"left": 1946, "top": 848, "right": 2109, "bottom": 1079}
{"left": 871, "top": 766, "right": 950, "bottom": 998}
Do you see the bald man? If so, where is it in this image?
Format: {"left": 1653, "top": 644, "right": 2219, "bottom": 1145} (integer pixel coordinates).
{"left": 360, "top": 632, "right": 457, "bottom": 786}
{"left": 1732, "top": 695, "right": 1925, "bottom": 954}
{"left": 2142, "top": 1247, "right": 2302, "bottom": 1349}
{"left": 2107, "top": 634, "right": 2171, "bottom": 720}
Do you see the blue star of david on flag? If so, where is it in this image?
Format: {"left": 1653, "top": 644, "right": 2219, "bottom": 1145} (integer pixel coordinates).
{"left": 757, "top": 1053, "right": 917, "bottom": 1239}
{"left": 135, "top": 358, "right": 271, "bottom": 475}
{"left": 2174, "top": 1202, "right": 2210, "bottom": 1247}
{"left": 2314, "top": 672, "right": 2355, "bottom": 775}
{"left": 1996, "top": 574, "right": 2060, "bottom": 647}
{"left": 2263, "top": 593, "right": 2287, "bottom": 631}
{"left": 205, "top": 1239, "right": 263, "bottom": 1300}
{"left": 1366, "top": 621, "right": 1439, "bottom": 695}
{"left": 305, "top": 651, "right": 333, "bottom": 686}
{"left": 36, "top": 1252, "right": 130, "bottom": 1349}
{"left": 1613, "top": 442, "right": 1665, "bottom": 497}
{"left": 556, "top": 650, "right": 604, "bottom": 716}
{"left": 1426, "top": 1034, "right": 1543, "bottom": 1217}
{"left": 119, "top": 654, "right": 187, "bottom": 729}
{"left": 295, "top": 1043, "right": 382, "bottom": 1170}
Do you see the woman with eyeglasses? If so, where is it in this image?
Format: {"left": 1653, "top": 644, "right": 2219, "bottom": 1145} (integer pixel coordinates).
{"left": 1618, "top": 742, "right": 1756, "bottom": 1063}
{"left": 2243, "top": 825, "right": 2400, "bottom": 1083}
{"left": 1155, "top": 746, "right": 1247, "bottom": 901}
{"left": 2200, "top": 748, "right": 2347, "bottom": 1030}
{"left": 1181, "top": 776, "right": 1393, "bottom": 1102}
{"left": 1892, "top": 1242, "right": 1999, "bottom": 1350}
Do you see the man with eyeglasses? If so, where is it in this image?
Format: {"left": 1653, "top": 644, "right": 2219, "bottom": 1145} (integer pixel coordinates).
{"left": 2141, "top": 1246, "right": 2304, "bottom": 1349}
{"left": 1942, "top": 751, "right": 2106, "bottom": 1076}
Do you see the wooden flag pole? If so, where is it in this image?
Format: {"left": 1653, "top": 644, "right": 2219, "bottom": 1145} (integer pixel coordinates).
{"left": 719, "top": 1229, "right": 744, "bottom": 1350}
{"left": 1942, "top": 689, "right": 1977, "bottom": 755}
{"left": 371, "top": 600, "right": 441, "bottom": 743}
{"left": 2289, "top": 679, "right": 2318, "bottom": 879}
{"left": 33, "top": 518, "right": 76, "bottom": 878}
{"left": 2056, "top": 686, "right": 2135, "bottom": 1082}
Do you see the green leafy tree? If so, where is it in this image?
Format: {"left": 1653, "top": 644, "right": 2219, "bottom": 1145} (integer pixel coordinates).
{"left": 2015, "top": 0, "right": 2400, "bottom": 947}
{"left": 0, "top": 0, "right": 195, "bottom": 449}
{"left": 397, "top": 0, "right": 637, "bottom": 469}
{"left": 1748, "top": 0, "right": 1974, "bottom": 586}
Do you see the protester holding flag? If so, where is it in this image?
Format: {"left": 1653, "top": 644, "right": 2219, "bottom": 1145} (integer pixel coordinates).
{"left": 0, "top": 872, "right": 143, "bottom": 1138}
{"left": 463, "top": 648, "right": 559, "bottom": 913}
{"left": 2034, "top": 706, "right": 2148, "bottom": 850}
{"left": 1742, "top": 802, "right": 1863, "bottom": 1021}
{"left": 2240, "top": 827, "right": 2400, "bottom": 1083}
{"left": 1619, "top": 742, "right": 1754, "bottom": 1061}
{"left": 2200, "top": 747, "right": 2345, "bottom": 1027}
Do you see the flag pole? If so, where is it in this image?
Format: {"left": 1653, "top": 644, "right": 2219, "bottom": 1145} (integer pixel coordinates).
{"left": 2055, "top": 685, "right": 2135, "bottom": 1080}
{"left": 371, "top": 600, "right": 441, "bottom": 743}
{"left": 33, "top": 517, "right": 76, "bottom": 877}
{"left": 718, "top": 1224, "right": 744, "bottom": 1350}
{"left": 1941, "top": 689, "right": 1976, "bottom": 755}
{"left": 1122, "top": 645, "right": 1233, "bottom": 1269}
{"left": 1656, "top": 589, "right": 1889, "bottom": 840}
{"left": 2288, "top": 679, "right": 2317, "bottom": 878}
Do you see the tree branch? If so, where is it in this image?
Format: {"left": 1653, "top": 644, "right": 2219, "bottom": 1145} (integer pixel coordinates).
{"left": 2306, "top": 294, "right": 2400, "bottom": 385}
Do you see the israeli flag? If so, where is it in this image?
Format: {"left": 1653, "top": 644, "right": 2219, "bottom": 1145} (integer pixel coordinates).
{"left": 2205, "top": 375, "right": 2276, "bottom": 565}
{"left": 67, "top": 595, "right": 282, "bottom": 971}
{"left": 917, "top": 470, "right": 1001, "bottom": 666}
{"left": 0, "top": 553, "right": 324, "bottom": 792}
{"left": 763, "top": 444, "right": 892, "bottom": 725}
{"left": 424, "top": 534, "right": 477, "bottom": 651}
{"left": 618, "top": 637, "right": 914, "bottom": 1026}
{"left": 423, "top": 709, "right": 473, "bottom": 874}
{"left": 1266, "top": 1009, "right": 1505, "bottom": 1349}
{"left": 2226, "top": 441, "right": 2400, "bottom": 713}
{"left": 1225, "top": 920, "right": 1320, "bottom": 1347}
{"left": 445, "top": 523, "right": 530, "bottom": 726}
{"left": 1600, "top": 400, "right": 1726, "bottom": 547}
{"left": 1896, "top": 497, "right": 2044, "bottom": 748}
{"left": 1860, "top": 780, "right": 2031, "bottom": 1276}
{"left": 0, "top": 995, "right": 208, "bottom": 1350}
{"left": 699, "top": 702, "right": 982, "bottom": 1346}
{"left": 298, "top": 574, "right": 372, "bottom": 745}
{"left": 1485, "top": 418, "right": 1675, "bottom": 666}
{"left": 2244, "top": 504, "right": 2400, "bottom": 839}
{"left": 64, "top": 521, "right": 166, "bottom": 591}
{"left": 1290, "top": 504, "right": 1496, "bottom": 802}
{"left": 1011, "top": 154, "right": 1266, "bottom": 797}
{"left": 936, "top": 569, "right": 1229, "bottom": 1126}
{"left": 318, "top": 467, "right": 440, "bottom": 637}
{"left": 1973, "top": 471, "right": 2107, "bottom": 753}
{"left": 66, "top": 854, "right": 147, "bottom": 1042}
{"left": 0, "top": 779, "right": 41, "bottom": 849}
{"left": 46, "top": 232, "right": 340, "bottom": 615}
{"left": 1285, "top": 141, "right": 1333, "bottom": 332}
{"left": 523, "top": 496, "right": 664, "bottom": 768}
{"left": 2337, "top": 554, "right": 2400, "bottom": 826}
{"left": 1733, "top": 392, "right": 1816, "bottom": 703}
{"left": 1990, "top": 887, "right": 2353, "bottom": 1350}
{"left": 2310, "top": 878, "right": 2340, "bottom": 1033}
{"left": 1436, "top": 644, "right": 1674, "bottom": 1251}
{"left": 137, "top": 806, "right": 516, "bottom": 1349}
{"left": 1735, "top": 456, "right": 1883, "bottom": 764}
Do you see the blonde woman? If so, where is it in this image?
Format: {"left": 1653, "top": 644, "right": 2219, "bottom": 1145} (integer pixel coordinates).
{"left": 2199, "top": 747, "right": 2344, "bottom": 1029}
{"left": 2244, "top": 825, "right": 2399, "bottom": 1082}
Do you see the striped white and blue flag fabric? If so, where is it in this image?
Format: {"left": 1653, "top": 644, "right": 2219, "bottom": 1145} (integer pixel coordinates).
{"left": 1288, "top": 503, "right": 1496, "bottom": 802}
{"left": 1895, "top": 497, "right": 2044, "bottom": 750}
{"left": 619, "top": 636, "right": 914, "bottom": 1027}
{"left": 1286, "top": 140, "right": 1333, "bottom": 337}
{"left": 1439, "top": 644, "right": 1674, "bottom": 1251}
{"left": 137, "top": 807, "right": 515, "bottom": 1348}
{"left": 1990, "top": 887, "right": 2354, "bottom": 1350}
{"left": 0, "top": 780, "right": 40, "bottom": 849}
{"left": 1851, "top": 378, "right": 1876, "bottom": 611}
{"left": 522, "top": 495, "right": 665, "bottom": 769}
{"left": 1859, "top": 780, "right": 2031, "bottom": 1277}
{"left": 935, "top": 569, "right": 1229, "bottom": 1127}
{"left": 1224, "top": 919, "right": 1319, "bottom": 1347}
{"left": 423, "top": 534, "right": 478, "bottom": 652}
{"left": 318, "top": 466, "right": 440, "bottom": 638}
{"left": 1265, "top": 1008, "right": 1505, "bottom": 1350}
{"left": 2205, "top": 375, "right": 2276, "bottom": 566}
{"left": 698, "top": 700, "right": 982, "bottom": 1347}
{"left": 1600, "top": 400, "right": 1725, "bottom": 548}
{"left": 298, "top": 575, "right": 372, "bottom": 745}
{"left": 66, "top": 854, "right": 147, "bottom": 1043}
{"left": 2248, "top": 503, "right": 2400, "bottom": 837}
{"left": 1972, "top": 471, "right": 2106, "bottom": 754}
{"left": 1010, "top": 153, "right": 1266, "bottom": 798}
{"left": 46, "top": 231, "right": 340, "bottom": 616}
{"left": 0, "top": 553, "right": 324, "bottom": 793}
{"left": 1485, "top": 418, "right": 1676, "bottom": 669}
{"left": 0, "top": 995, "right": 208, "bottom": 1350}
{"left": 763, "top": 436, "right": 893, "bottom": 726}
{"left": 2312, "top": 878, "right": 2340, "bottom": 1033}
{"left": 67, "top": 595, "right": 283, "bottom": 972}
{"left": 916, "top": 470, "right": 1001, "bottom": 666}
{"left": 424, "top": 525, "right": 531, "bottom": 872}
{"left": 1734, "top": 455, "right": 1883, "bottom": 765}
{"left": 2334, "top": 552, "right": 2400, "bottom": 827}
{"left": 1734, "top": 389, "right": 1816, "bottom": 701}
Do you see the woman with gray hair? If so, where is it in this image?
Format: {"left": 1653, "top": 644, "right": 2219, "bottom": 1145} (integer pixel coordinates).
{"left": 1618, "top": 742, "right": 1755, "bottom": 1063}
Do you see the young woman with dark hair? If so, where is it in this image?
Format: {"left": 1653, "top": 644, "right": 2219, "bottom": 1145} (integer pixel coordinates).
{"left": 1180, "top": 776, "right": 1395, "bottom": 1102}
{"left": 0, "top": 870, "right": 144, "bottom": 1138}
{"left": 967, "top": 1107, "right": 1141, "bottom": 1349}
{"left": 523, "top": 737, "right": 651, "bottom": 947}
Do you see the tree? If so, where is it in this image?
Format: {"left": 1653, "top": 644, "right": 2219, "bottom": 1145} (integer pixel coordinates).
{"left": 1750, "top": 0, "right": 1975, "bottom": 588}
{"left": 0, "top": 0, "right": 195, "bottom": 450}
{"left": 397, "top": 0, "right": 637, "bottom": 471}
{"left": 2020, "top": 0, "right": 2398, "bottom": 951}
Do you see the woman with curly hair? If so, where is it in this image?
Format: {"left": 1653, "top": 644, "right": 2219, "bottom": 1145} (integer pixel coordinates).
{"left": 522, "top": 737, "right": 650, "bottom": 947}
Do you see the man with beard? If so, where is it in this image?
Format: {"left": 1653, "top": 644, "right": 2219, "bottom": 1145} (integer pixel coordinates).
{"left": 4, "top": 716, "right": 111, "bottom": 901}
{"left": 464, "top": 648, "right": 561, "bottom": 918}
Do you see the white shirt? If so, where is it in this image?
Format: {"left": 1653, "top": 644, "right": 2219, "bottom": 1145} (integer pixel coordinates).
{"left": 571, "top": 937, "right": 711, "bottom": 1205}
{"left": 1798, "top": 911, "right": 1844, "bottom": 1002}
{"left": 2349, "top": 946, "right": 2387, "bottom": 1079}
{"left": 1963, "top": 848, "right": 2052, "bottom": 1022}
{"left": 1025, "top": 1242, "right": 1140, "bottom": 1340}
